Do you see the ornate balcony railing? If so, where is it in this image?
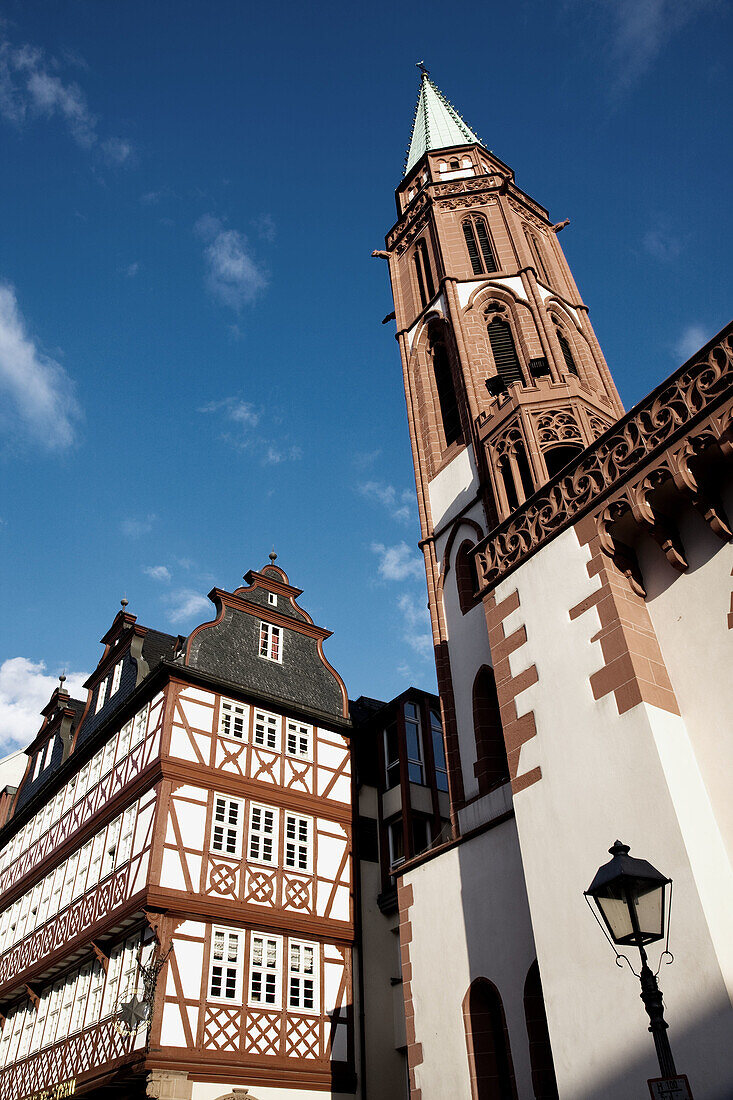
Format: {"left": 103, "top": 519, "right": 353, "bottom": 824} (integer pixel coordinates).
{"left": 474, "top": 321, "right": 733, "bottom": 593}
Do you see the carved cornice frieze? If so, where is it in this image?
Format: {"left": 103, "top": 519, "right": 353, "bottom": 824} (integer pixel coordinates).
{"left": 474, "top": 324, "right": 733, "bottom": 592}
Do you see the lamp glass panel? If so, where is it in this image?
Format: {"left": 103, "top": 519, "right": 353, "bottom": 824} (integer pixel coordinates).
{"left": 596, "top": 893, "right": 634, "bottom": 943}
{"left": 633, "top": 883, "right": 665, "bottom": 941}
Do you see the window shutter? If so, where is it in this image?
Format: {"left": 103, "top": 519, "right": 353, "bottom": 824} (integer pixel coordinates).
{"left": 557, "top": 330, "right": 579, "bottom": 376}
{"left": 487, "top": 318, "right": 523, "bottom": 385}
{"left": 463, "top": 220, "right": 483, "bottom": 275}
{"left": 475, "top": 219, "right": 498, "bottom": 273}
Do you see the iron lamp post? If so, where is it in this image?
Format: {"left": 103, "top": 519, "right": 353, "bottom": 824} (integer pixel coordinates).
{"left": 585, "top": 840, "right": 676, "bottom": 1078}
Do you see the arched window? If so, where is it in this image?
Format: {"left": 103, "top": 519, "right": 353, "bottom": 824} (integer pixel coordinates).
{"left": 473, "top": 666, "right": 509, "bottom": 794}
{"left": 498, "top": 455, "right": 519, "bottom": 512}
{"left": 463, "top": 216, "right": 498, "bottom": 276}
{"left": 556, "top": 329, "right": 578, "bottom": 376}
{"left": 463, "top": 978, "right": 518, "bottom": 1100}
{"left": 524, "top": 228, "right": 550, "bottom": 285}
{"left": 414, "top": 238, "right": 435, "bottom": 309}
{"left": 430, "top": 329, "right": 463, "bottom": 448}
{"left": 487, "top": 316, "right": 523, "bottom": 386}
{"left": 524, "top": 962, "right": 559, "bottom": 1100}
{"left": 450, "top": 157, "right": 460, "bottom": 170}
{"left": 544, "top": 445, "right": 583, "bottom": 479}
{"left": 514, "top": 442, "right": 535, "bottom": 501}
{"left": 455, "top": 540, "right": 480, "bottom": 615}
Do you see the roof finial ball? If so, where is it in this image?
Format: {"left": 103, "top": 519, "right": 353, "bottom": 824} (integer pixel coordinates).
{"left": 269, "top": 548, "right": 278, "bottom": 564}
{"left": 121, "top": 597, "right": 129, "bottom": 610}
{"left": 59, "top": 672, "right": 66, "bottom": 690}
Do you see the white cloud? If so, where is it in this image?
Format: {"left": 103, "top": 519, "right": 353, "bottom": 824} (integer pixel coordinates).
{"left": 674, "top": 324, "right": 711, "bottom": 361}
{"left": 0, "top": 39, "right": 96, "bottom": 146}
{"left": 0, "top": 35, "right": 133, "bottom": 161}
{"left": 102, "top": 137, "right": 134, "bottom": 166}
{"left": 165, "top": 588, "right": 212, "bottom": 625}
{"left": 0, "top": 658, "right": 88, "bottom": 753}
{"left": 0, "top": 282, "right": 80, "bottom": 450}
{"left": 120, "top": 514, "right": 156, "bottom": 539}
{"left": 143, "top": 565, "right": 171, "bottom": 583}
{"left": 360, "top": 481, "right": 414, "bottom": 524}
{"left": 372, "top": 542, "right": 424, "bottom": 582}
{"left": 199, "top": 396, "right": 301, "bottom": 463}
{"left": 195, "top": 214, "right": 267, "bottom": 311}
{"left": 589, "top": 0, "right": 719, "bottom": 93}
{"left": 123, "top": 262, "right": 139, "bottom": 278}
{"left": 397, "top": 593, "right": 432, "bottom": 658}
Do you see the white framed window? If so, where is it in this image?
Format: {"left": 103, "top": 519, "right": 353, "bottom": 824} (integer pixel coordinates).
{"left": 288, "top": 940, "right": 318, "bottom": 1011}
{"left": 117, "top": 805, "right": 136, "bottom": 868}
{"left": 267, "top": 591, "right": 277, "bottom": 606}
{"left": 284, "top": 813, "right": 311, "bottom": 873}
{"left": 74, "top": 841, "right": 93, "bottom": 899}
{"left": 117, "top": 719, "right": 132, "bottom": 762}
{"left": 32, "top": 752, "right": 43, "bottom": 782}
{"left": 248, "top": 933, "right": 282, "bottom": 1007}
{"left": 286, "top": 720, "right": 311, "bottom": 760}
{"left": 101, "top": 816, "right": 122, "bottom": 879}
{"left": 258, "top": 621, "right": 282, "bottom": 663}
{"left": 60, "top": 850, "right": 79, "bottom": 911}
{"left": 211, "top": 795, "right": 244, "bottom": 857}
{"left": 102, "top": 735, "right": 116, "bottom": 777}
{"left": 88, "top": 750, "right": 103, "bottom": 789}
{"left": 248, "top": 803, "right": 277, "bottom": 865}
{"left": 404, "top": 701, "right": 425, "bottom": 784}
{"left": 110, "top": 661, "right": 123, "bottom": 697}
{"left": 95, "top": 677, "right": 108, "bottom": 714}
{"left": 85, "top": 831, "right": 105, "bottom": 891}
{"left": 85, "top": 960, "right": 105, "bottom": 1026}
{"left": 209, "top": 926, "right": 242, "bottom": 1001}
{"left": 58, "top": 973, "right": 77, "bottom": 1041}
{"left": 119, "top": 936, "right": 140, "bottom": 1003}
{"left": 70, "top": 963, "right": 92, "bottom": 1033}
{"left": 131, "top": 704, "right": 148, "bottom": 748}
{"left": 75, "top": 763, "right": 90, "bottom": 803}
{"left": 101, "top": 942, "right": 123, "bottom": 1018}
{"left": 219, "top": 699, "right": 248, "bottom": 741}
{"left": 253, "top": 709, "right": 280, "bottom": 751}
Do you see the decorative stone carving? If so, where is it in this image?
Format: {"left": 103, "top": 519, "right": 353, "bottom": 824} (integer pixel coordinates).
{"left": 473, "top": 326, "right": 733, "bottom": 591}
{"left": 534, "top": 408, "right": 583, "bottom": 447}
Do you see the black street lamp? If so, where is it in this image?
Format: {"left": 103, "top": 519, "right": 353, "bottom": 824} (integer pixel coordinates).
{"left": 585, "top": 840, "right": 676, "bottom": 1078}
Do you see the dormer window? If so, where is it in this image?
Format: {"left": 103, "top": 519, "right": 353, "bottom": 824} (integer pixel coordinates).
{"left": 110, "top": 661, "right": 123, "bottom": 696}
{"left": 42, "top": 737, "right": 54, "bottom": 770}
{"left": 259, "top": 622, "right": 282, "bottom": 663}
{"left": 95, "top": 677, "right": 108, "bottom": 714}
{"left": 268, "top": 592, "right": 277, "bottom": 607}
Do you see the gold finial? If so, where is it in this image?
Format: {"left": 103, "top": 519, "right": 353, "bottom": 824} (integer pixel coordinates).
{"left": 269, "top": 548, "right": 277, "bottom": 563}
{"left": 121, "top": 597, "right": 129, "bottom": 610}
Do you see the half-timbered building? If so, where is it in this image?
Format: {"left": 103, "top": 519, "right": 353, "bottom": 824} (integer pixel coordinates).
{"left": 0, "top": 559, "right": 355, "bottom": 1100}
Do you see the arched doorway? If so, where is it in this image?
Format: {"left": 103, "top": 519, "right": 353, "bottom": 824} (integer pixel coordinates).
{"left": 463, "top": 978, "right": 518, "bottom": 1099}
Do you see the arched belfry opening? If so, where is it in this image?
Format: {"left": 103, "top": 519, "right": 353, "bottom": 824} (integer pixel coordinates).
{"left": 427, "top": 321, "right": 463, "bottom": 449}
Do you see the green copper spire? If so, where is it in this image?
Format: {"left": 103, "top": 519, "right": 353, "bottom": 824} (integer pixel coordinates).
{"left": 403, "top": 65, "right": 483, "bottom": 176}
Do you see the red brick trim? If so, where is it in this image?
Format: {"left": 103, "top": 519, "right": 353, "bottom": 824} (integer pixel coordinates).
{"left": 574, "top": 518, "right": 680, "bottom": 715}
{"left": 397, "top": 881, "right": 423, "bottom": 1100}
{"left": 482, "top": 590, "right": 542, "bottom": 795}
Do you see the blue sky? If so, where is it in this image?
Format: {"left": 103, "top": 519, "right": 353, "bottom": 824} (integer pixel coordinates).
{"left": 0, "top": 0, "right": 731, "bottom": 750}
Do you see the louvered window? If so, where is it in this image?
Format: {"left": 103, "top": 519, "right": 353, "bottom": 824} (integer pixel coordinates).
{"left": 557, "top": 329, "right": 579, "bottom": 376}
{"left": 487, "top": 317, "right": 524, "bottom": 386}
{"left": 463, "top": 217, "right": 497, "bottom": 276}
{"left": 431, "top": 335, "right": 463, "bottom": 447}
{"left": 414, "top": 239, "right": 435, "bottom": 309}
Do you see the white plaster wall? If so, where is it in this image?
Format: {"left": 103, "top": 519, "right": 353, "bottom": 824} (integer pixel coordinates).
{"left": 437, "top": 509, "right": 493, "bottom": 801}
{"left": 640, "top": 499, "right": 733, "bottom": 867}
{"left": 497, "top": 526, "right": 733, "bottom": 1099}
{"left": 428, "top": 446, "right": 480, "bottom": 534}
{"left": 0, "top": 750, "right": 27, "bottom": 790}
{"left": 404, "top": 819, "right": 537, "bottom": 1099}
{"left": 359, "top": 860, "right": 406, "bottom": 1100}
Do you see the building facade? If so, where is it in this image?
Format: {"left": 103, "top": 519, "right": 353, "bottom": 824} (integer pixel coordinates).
{"left": 0, "top": 562, "right": 356, "bottom": 1100}
{"left": 375, "top": 69, "right": 733, "bottom": 1100}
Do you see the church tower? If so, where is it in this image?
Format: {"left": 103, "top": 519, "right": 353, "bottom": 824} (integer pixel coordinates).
{"left": 378, "top": 67, "right": 624, "bottom": 811}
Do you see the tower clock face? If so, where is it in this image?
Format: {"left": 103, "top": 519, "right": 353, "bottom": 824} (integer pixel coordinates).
{"left": 114, "top": 994, "right": 149, "bottom": 1035}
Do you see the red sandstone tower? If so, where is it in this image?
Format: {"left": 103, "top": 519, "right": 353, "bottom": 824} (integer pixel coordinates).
{"left": 378, "top": 67, "right": 624, "bottom": 810}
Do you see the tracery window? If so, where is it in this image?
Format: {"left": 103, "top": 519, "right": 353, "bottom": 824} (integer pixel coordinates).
{"left": 463, "top": 216, "right": 498, "bottom": 275}
{"left": 487, "top": 309, "right": 524, "bottom": 387}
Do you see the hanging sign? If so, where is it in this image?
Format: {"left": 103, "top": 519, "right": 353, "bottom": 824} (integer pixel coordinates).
{"left": 648, "top": 1077, "right": 693, "bottom": 1099}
